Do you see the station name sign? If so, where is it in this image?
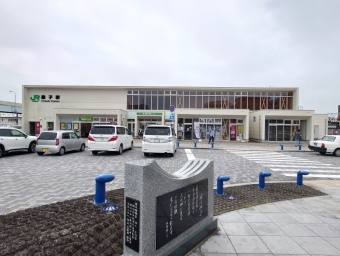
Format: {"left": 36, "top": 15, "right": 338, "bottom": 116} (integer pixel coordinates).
{"left": 30, "top": 95, "right": 61, "bottom": 103}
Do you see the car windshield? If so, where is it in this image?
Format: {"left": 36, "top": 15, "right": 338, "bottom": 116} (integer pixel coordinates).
{"left": 39, "top": 132, "right": 57, "bottom": 140}
{"left": 145, "top": 127, "right": 170, "bottom": 136}
{"left": 90, "top": 126, "right": 115, "bottom": 135}
{"left": 320, "top": 136, "right": 336, "bottom": 142}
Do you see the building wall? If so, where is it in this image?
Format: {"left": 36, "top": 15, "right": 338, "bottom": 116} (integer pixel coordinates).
{"left": 23, "top": 87, "right": 127, "bottom": 133}
{"left": 249, "top": 112, "right": 260, "bottom": 141}
{"left": 313, "top": 114, "right": 328, "bottom": 139}
{"left": 21, "top": 85, "right": 326, "bottom": 142}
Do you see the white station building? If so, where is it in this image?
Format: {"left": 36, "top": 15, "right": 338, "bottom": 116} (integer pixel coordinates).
{"left": 22, "top": 85, "right": 327, "bottom": 142}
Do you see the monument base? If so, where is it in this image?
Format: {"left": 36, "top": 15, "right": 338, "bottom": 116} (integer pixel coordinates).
{"left": 165, "top": 217, "right": 218, "bottom": 256}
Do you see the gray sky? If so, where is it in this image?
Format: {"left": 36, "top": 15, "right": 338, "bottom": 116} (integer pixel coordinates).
{"left": 1, "top": 0, "right": 339, "bottom": 114}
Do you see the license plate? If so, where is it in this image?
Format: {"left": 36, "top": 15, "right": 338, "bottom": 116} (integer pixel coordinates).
{"left": 43, "top": 148, "right": 50, "bottom": 152}
{"left": 154, "top": 139, "right": 160, "bottom": 143}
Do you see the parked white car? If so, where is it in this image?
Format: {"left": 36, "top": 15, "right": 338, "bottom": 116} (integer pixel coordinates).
{"left": 0, "top": 127, "right": 37, "bottom": 157}
{"left": 142, "top": 125, "right": 177, "bottom": 157}
{"left": 88, "top": 125, "right": 133, "bottom": 155}
{"left": 308, "top": 135, "right": 340, "bottom": 156}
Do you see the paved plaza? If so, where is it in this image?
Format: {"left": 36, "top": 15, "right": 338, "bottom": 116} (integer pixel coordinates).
{"left": 1, "top": 141, "right": 339, "bottom": 215}
{"left": 2, "top": 140, "right": 340, "bottom": 255}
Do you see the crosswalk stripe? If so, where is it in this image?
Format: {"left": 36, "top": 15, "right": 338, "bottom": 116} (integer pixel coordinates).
{"left": 270, "top": 169, "right": 340, "bottom": 173}
{"left": 262, "top": 165, "right": 340, "bottom": 169}
{"left": 284, "top": 174, "right": 340, "bottom": 179}
{"left": 185, "top": 149, "right": 196, "bottom": 160}
{"left": 228, "top": 150, "right": 339, "bottom": 179}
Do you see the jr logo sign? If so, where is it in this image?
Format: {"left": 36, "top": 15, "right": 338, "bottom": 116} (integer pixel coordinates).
{"left": 30, "top": 95, "right": 40, "bottom": 102}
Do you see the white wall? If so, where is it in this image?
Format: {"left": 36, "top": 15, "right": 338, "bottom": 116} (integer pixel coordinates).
{"left": 313, "top": 114, "right": 328, "bottom": 139}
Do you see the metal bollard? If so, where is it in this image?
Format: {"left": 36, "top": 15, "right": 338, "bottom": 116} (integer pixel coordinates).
{"left": 92, "top": 174, "right": 115, "bottom": 205}
{"left": 194, "top": 141, "right": 197, "bottom": 148}
{"left": 280, "top": 144, "right": 284, "bottom": 150}
{"left": 298, "top": 144, "right": 302, "bottom": 150}
{"left": 297, "top": 170, "right": 309, "bottom": 186}
{"left": 177, "top": 141, "right": 180, "bottom": 147}
{"left": 216, "top": 175, "right": 230, "bottom": 195}
{"left": 211, "top": 142, "right": 214, "bottom": 148}
{"left": 258, "top": 172, "right": 272, "bottom": 189}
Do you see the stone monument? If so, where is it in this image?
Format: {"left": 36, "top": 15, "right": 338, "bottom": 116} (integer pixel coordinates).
{"left": 124, "top": 159, "right": 216, "bottom": 256}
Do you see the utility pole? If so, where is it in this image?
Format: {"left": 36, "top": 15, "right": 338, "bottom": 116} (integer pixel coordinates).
{"left": 9, "top": 90, "right": 18, "bottom": 125}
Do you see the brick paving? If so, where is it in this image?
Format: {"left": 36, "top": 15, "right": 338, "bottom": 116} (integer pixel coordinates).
{"left": 1, "top": 140, "right": 337, "bottom": 215}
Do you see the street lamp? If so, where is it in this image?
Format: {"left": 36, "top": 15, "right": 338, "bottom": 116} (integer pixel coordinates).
{"left": 9, "top": 90, "right": 18, "bottom": 125}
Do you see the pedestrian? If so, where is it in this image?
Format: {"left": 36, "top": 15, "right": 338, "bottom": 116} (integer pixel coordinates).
{"left": 294, "top": 129, "right": 301, "bottom": 147}
{"left": 138, "top": 127, "right": 143, "bottom": 139}
{"left": 208, "top": 127, "right": 215, "bottom": 144}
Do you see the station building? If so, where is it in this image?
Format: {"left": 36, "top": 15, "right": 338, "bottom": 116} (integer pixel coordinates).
{"left": 22, "top": 85, "right": 327, "bottom": 142}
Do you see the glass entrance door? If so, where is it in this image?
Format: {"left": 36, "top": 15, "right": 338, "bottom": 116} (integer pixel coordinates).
{"left": 269, "top": 125, "right": 276, "bottom": 141}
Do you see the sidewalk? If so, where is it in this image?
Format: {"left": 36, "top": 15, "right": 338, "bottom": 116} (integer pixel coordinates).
{"left": 189, "top": 180, "right": 340, "bottom": 255}
{"left": 130, "top": 139, "right": 311, "bottom": 152}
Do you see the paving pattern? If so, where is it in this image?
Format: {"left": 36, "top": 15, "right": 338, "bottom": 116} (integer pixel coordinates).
{"left": 1, "top": 144, "right": 339, "bottom": 215}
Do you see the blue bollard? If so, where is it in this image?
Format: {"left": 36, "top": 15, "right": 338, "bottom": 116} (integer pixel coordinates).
{"left": 297, "top": 170, "right": 309, "bottom": 186}
{"left": 92, "top": 174, "right": 115, "bottom": 205}
{"left": 298, "top": 144, "right": 302, "bottom": 150}
{"left": 194, "top": 141, "right": 197, "bottom": 148}
{"left": 211, "top": 142, "right": 214, "bottom": 148}
{"left": 258, "top": 172, "right": 272, "bottom": 189}
{"left": 177, "top": 141, "right": 180, "bottom": 147}
{"left": 280, "top": 144, "right": 284, "bottom": 150}
{"left": 216, "top": 175, "right": 230, "bottom": 195}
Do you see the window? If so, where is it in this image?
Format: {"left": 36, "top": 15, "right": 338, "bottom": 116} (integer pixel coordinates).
{"left": 39, "top": 132, "right": 57, "bottom": 140}
{"left": 91, "top": 126, "right": 115, "bottom": 134}
{"left": 0, "top": 129, "right": 11, "bottom": 136}
{"left": 11, "top": 129, "right": 25, "bottom": 137}
{"left": 145, "top": 126, "right": 170, "bottom": 135}
{"left": 117, "top": 127, "right": 125, "bottom": 134}
{"left": 62, "top": 133, "right": 70, "bottom": 139}
{"left": 70, "top": 133, "right": 78, "bottom": 139}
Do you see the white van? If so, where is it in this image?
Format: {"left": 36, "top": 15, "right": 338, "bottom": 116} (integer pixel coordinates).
{"left": 88, "top": 125, "right": 133, "bottom": 155}
{"left": 142, "top": 125, "right": 177, "bottom": 157}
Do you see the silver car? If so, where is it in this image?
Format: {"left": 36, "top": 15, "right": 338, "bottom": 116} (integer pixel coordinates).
{"left": 36, "top": 131, "right": 86, "bottom": 156}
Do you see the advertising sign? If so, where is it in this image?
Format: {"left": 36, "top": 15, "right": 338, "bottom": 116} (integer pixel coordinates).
{"left": 230, "top": 125, "right": 236, "bottom": 140}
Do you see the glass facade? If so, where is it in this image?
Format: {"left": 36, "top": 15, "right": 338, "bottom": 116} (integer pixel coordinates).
{"left": 127, "top": 90, "right": 294, "bottom": 110}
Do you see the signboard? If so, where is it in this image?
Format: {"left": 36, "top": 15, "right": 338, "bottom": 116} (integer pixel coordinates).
{"left": 136, "top": 112, "right": 162, "bottom": 116}
{"left": 169, "top": 105, "right": 175, "bottom": 112}
{"left": 125, "top": 197, "right": 140, "bottom": 253}
{"left": 156, "top": 179, "right": 208, "bottom": 249}
{"left": 35, "top": 121, "right": 40, "bottom": 135}
{"left": 79, "top": 117, "right": 93, "bottom": 122}
{"left": 30, "top": 94, "right": 61, "bottom": 102}
{"left": 169, "top": 113, "right": 175, "bottom": 121}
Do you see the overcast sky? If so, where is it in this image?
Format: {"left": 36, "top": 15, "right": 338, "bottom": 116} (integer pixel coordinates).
{"left": 0, "top": 0, "right": 339, "bottom": 113}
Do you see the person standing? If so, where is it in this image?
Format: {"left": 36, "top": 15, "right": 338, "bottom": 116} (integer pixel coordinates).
{"left": 208, "top": 127, "right": 215, "bottom": 144}
{"left": 294, "top": 129, "right": 301, "bottom": 147}
{"left": 138, "top": 127, "right": 143, "bottom": 139}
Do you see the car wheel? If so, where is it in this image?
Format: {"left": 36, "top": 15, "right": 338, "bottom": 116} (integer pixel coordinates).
{"left": 0, "top": 146, "right": 3, "bottom": 158}
{"left": 144, "top": 152, "right": 149, "bottom": 157}
{"left": 92, "top": 151, "right": 98, "bottom": 155}
{"left": 129, "top": 141, "right": 133, "bottom": 150}
{"left": 118, "top": 144, "right": 123, "bottom": 155}
{"left": 28, "top": 142, "right": 36, "bottom": 153}
{"left": 334, "top": 149, "right": 340, "bottom": 157}
{"left": 80, "top": 144, "right": 85, "bottom": 152}
{"left": 59, "top": 147, "right": 65, "bottom": 156}
{"left": 319, "top": 152, "right": 326, "bottom": 155}
{"left": 169, "top": 152, "right": 174, "bottom": 157}
{"left": 37, "top": 152, "right": 44, "bottom": 156}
